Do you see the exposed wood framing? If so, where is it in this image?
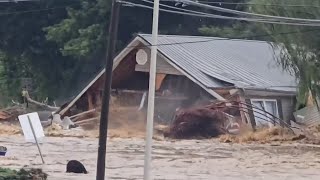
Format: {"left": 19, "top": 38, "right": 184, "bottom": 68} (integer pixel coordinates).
{"left": 156, "top": 73, "right": 166, "bottom": 90}
{"left": 87, "top": 92, "right": 94, "bottom": 110}
{"left": 245, "top": 98, "right": 257, "bottom": 130}
{"left": 58, "top": 36, "right": 227, "bottom": 115}
{"left": 238, "top": 95, "right": 250, "bottom": 125}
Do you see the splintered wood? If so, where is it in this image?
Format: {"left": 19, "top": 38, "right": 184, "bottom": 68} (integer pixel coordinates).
{"left": 0, "top": 106, "right": 26, "bottom": 121}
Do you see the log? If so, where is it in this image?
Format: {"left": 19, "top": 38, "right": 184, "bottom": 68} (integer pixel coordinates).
{"left": 70, "top": 109, "right": 96, "bottom": 119}
{"left": 74, "top": 117, "right": 99, "bottom": 125}
{"left": 26, "top": 97, "right": 59, "bottom": 111}
{"left": 21, "top": 90, "right": 58, "bottom": 111}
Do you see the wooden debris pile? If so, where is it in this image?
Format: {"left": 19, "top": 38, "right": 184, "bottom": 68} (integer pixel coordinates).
{"left": 164, "top": 99, "right": 297, "bottom": 139}
{"left": 0, "top": 106, "right": 27, "bottom": 121}
{"left": 164, "top": 107, "right": 230, "bottom": 139}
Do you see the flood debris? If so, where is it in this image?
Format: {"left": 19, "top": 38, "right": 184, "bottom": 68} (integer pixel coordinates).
{"left": 164, "top": 108, "right": 229, "bottom": 139}
{"left": 219, "top": 127, "right": 298, "bottom": 144}
{"left": 66, "top": 160, "right": 88, "bottom": 174}
{"left": 163, "top": 100, "right": 299, "bottom": 140}
{"left": 0, "top": 146, "right": 7, "bottom": 156}
{"left": 0, "top": 106, "right": 26, "bottom": 122}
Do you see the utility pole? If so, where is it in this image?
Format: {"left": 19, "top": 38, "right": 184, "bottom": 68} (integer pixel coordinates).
{"left": 144, "top": 0, "right": 160, "bottom": 179}
{"left": 96, "top": 0, "right": 120, "bottom": 179}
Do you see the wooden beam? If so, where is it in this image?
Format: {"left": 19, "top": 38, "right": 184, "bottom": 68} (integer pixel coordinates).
{"left": 75, "top": 117, "right": 99, "bottom": 125}
{"left": 70, "top": 109, "right": 96, "bottom": 119}
{"left": 155, "top": 73, "right": 166, "bottom": 90}
{"left": 245, "top": 98, "right": 257, "bottom": 130}
{"left": 237, "top": 95, "right": 249, "bottom": 125}
{"left": 87, "top": 92, "right": 94, "bottom": 110}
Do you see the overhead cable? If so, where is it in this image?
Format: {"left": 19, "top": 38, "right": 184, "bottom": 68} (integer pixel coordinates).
{"left": 120, "top": 1, "right": 320, "bottom": 26}
{"left": 163, "top": 0, "right": 320, "bottom": 23}
{"left": 142, "top": 0, "right": 320, "bottom": 26}
{"left": 159, "top": 0, "right": 320, "bottom": 8}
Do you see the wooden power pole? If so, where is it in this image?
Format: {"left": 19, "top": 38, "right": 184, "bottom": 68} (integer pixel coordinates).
{"left": 96, "top": 0, "right": 120, "bottom": 179}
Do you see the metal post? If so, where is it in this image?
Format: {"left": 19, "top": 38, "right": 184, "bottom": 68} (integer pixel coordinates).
{"left": 96, "top": 0, "right": 120, "bottom": 179}
{"left": 144, "top": 0, "right": 160, "bottom": 179}
{"left": 27, "top": 115, "right": 45, "bottom": 164}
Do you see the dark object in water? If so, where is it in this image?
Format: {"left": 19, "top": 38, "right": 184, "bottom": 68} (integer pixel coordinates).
{"left": 66, "top": 160, "right": 88, "bottom": 174}
{"left": 0, "top": 146, "right": 7, "bottom": 156}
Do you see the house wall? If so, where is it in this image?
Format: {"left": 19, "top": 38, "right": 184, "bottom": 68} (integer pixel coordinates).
{"left": 135, "top": 53, "right": 183, "bottom": 75}
{"left": 243, "top": 93, "right": 295, "bottom": 126}
{"left": 280, "top": 97, "right": 295, "bottom": 122}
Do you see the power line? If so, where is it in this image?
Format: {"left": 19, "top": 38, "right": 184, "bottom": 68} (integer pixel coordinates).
{"left": 124, "top": 29, "right": 319, "bottom": 49}
{"left": 164, "top": 0, "right": 320, "bottom": 23}
{"left": 160, "top": 0, "right": 320, "bottom": 8}
{"left": 121, "top": 1, "right": 320, "bottom": 26}
{"left": 142, "top": 0, "right": 320, "bottom": 26}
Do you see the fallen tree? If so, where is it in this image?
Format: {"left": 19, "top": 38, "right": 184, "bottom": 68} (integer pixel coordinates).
{"left": 164, "top": 100, "right": 296, "bottom": 139}
{"left": 25, "top": 97, "right": 58, "bottom": 111}
{"left": 164, "top": 108, "right": 229, "bottom": 139}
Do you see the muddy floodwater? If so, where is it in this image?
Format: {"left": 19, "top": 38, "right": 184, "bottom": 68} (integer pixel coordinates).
{"left": 1, "top": 136, "right": 320, "bottom": 180}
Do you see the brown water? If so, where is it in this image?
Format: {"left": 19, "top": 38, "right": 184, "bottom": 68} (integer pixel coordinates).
{"left": 1, "top": 136, "right": 320, "bottom": 180}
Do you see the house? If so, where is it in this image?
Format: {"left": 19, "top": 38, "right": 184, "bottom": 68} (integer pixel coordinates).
{"left": 57, "top": 34, "right": 297, "bottom": 128}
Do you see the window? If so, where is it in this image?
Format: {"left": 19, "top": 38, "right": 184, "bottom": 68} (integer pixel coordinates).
{"left": 251, "top": 99, "right": 279, "bottom": 128}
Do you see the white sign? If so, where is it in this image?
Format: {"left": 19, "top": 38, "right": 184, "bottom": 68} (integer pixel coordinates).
{"left": 18, "top": 112, "right": 45, "bottom": 143}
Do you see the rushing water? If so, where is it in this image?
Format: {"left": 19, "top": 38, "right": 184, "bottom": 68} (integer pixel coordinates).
{"left": 1, "top": 136, "right": 320, "bottom": 180}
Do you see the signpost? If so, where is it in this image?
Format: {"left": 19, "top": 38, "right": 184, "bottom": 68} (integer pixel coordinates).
{"left": 18, "top": 112, "right": 45, "bottom": 164}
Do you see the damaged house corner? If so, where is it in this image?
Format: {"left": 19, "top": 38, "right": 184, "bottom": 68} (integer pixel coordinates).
{"left": 52, "top": 34, "right": 298, "bottom": 138}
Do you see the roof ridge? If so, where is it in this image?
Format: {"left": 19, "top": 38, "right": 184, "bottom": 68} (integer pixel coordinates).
{"left": 138, "top": 33, "right": 270, "bottom": 44}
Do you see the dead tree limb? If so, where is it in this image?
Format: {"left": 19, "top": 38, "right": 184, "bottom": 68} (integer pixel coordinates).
{"left": 25, "top": 97, "right": 59, "bottom": 110}
{"left": 22, "top": 90, "right": 58, "bottom": 111}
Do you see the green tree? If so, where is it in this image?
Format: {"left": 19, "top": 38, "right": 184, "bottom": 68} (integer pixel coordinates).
{"left": 249, "top": 0, "right": 320, "bottom": 106}
{"left": 199, "top": 0, "right": 320, "bottom": 107}
{"left": 0, "top": 1, "right": 79, "bottom": 102}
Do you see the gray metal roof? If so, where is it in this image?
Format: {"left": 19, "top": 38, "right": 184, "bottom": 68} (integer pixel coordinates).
{"left": 139, "top": 34, "right": 297, "bottom": 92}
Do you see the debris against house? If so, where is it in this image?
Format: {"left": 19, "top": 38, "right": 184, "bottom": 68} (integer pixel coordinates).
{"left": 294, "top": 105, "right": 320, "bottom": 127}
{"left": 164, "top": 108, "right": 228, "bottom": 139}
{"left": 164, "top": 100, "right": 296, "bottom": 139}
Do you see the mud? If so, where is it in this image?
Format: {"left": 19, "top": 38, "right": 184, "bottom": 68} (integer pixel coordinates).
{"left": 1, "top": 136, "right": 320, "bottom": 180}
